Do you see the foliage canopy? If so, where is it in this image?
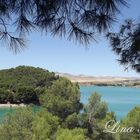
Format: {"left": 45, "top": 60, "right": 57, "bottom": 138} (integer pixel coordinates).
{"left": 0, "top": 0, "right": 126, "bottom": 52}
{"left": 0, "top": 66, "right": 58, "bottom": 103}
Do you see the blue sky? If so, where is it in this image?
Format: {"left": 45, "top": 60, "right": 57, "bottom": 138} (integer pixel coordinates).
{"left": 0, "top": 0, "right": 140, "bottom": 77}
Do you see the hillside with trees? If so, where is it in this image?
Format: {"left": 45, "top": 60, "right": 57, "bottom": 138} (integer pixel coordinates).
{"left": 0, "top": 66, "right": 58, "bottom": 104}
{"left": 0, "top": 66, "right": 139, "bottom": 139}
{"left": 0, "top": 66, "right": 117, "bottom": 140}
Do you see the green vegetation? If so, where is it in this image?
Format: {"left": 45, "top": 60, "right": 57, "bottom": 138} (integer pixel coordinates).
{"left": 0, "top": 66, "right": 114, "bottom": 139}
{"left": 0, "top": 66, "right": 139, "bottom": 140}
{"left": 40, "top": 77, "right": 82, "bottom": 120}
{"left": 0, "top": 107, "right": 34, "bottom": 140}
{"left": 0, "top": 94, "right": 115, "bottom": 140}
{"left": 0, "top": 66, "right": 58, "bottom": 104}
{"left": 32, "top": 109, "right": 60, "bottom": 140}
{"left": 119, "top": 106, "right": 140, "bottom": 140}
{"left": 80, "top": 92, "right": 116, "bottom": 140}
{"left": 56, "top": 128, "right": 86, "bottom": 140}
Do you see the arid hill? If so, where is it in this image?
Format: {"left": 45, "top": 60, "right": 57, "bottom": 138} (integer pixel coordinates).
{"left": 56, "top": 73, "right": 140, "bottom": 87}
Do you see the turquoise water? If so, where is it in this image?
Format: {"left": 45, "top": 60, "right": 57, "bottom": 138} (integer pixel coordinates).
{"left": 80, "top": 86, "right": 140, "bottom": 120}
{"left": 0, "top": 105, "right": 40, "bottom": 121}
{"left": 0, "top": 107, "right": 15, "bottom": 122}
{"left": 0, "top": 86, "right": 140, "bottom": 120}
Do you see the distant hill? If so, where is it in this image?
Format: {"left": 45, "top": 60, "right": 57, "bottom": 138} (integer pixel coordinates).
{"left": 55, "top": 72, "right": 140, "bottom": 87}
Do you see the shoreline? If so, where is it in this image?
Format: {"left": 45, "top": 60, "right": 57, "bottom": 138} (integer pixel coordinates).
{"left": 79, "top": 84, "right": 140, "bottom": 88}
{"left": 77, "top": 82, "right": 140, "bottom": 88}
{"left": 0, "top": 103, "right": 26, "bottom": 108}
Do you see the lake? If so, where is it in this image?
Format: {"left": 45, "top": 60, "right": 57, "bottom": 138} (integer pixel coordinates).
{"left": 80, "top": 86, "right": 140, "bottom": 120}
{"left": 0, "top": 86, "right": 140, "bottom": 120}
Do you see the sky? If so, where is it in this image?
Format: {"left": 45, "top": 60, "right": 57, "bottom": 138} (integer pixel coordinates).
{"left": 0, "top": 0, "right": 140, "bottom": 77}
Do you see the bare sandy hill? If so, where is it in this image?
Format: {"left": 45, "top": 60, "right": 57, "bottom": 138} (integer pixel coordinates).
{"left": 55, "top": 72, "right": 140, "bottom": 87}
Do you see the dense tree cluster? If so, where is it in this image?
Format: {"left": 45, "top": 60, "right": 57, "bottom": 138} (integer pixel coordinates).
{"left": 40, "top": 77, "right": 82, "bottom": 120}
{"left": 119, "top": 106, "right": 140, "bottom": 140}
{"left": 0, "top": 66, "right": 57, "bottom": 88}
{"left": 0, "top": 66, "right": 117, "bottom": 139}
{"left": 0, "top": 99, "right": 139, "bottom": 140}
{"left": 0, "top": 93, "right": 116, "bottom": 140}
{"left": 0, "top": 66, "right": 139, "bottom": 140}
{"left": 1, "top": 96, "right": 140, "bottom": 140}
{"left": 0, "top": 66, "right": 58, "bottom": 104}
